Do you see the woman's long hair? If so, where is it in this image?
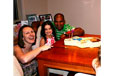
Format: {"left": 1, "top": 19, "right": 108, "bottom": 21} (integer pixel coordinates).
{"left": 18, "top": 25, "right": 36, "bottom": 48}
{"left": 41, "top": 21, "right": 57, "bottom": 43}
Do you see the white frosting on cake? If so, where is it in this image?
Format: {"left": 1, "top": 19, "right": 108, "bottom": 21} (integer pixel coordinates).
{"left": 64, "top": 36, "right": 101, "bottom": 48}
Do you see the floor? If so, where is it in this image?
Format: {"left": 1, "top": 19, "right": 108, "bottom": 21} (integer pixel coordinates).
{"left": 49, "top": 73, "right": 63, "bottom": 76}
{"left": 49, "top": 71, "right": 76, "bottom": 76}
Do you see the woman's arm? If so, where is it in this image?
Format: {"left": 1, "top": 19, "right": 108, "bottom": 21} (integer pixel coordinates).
{"left": 14, "top": 45, "right": 50, "bottom": 64}
{"left": 40, "top": 37, "right": 45, "bottom": 47}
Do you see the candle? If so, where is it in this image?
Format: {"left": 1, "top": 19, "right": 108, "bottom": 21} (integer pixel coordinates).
{"left": 71, "top": 28, "right": 75, "bottom": 37}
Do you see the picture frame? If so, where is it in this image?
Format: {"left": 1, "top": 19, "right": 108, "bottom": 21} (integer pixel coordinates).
{"left": 26, "top": 14, "right": 38, "bottom": 26}
{"left": 39, "top": 14, "right": 53, "bottom": 22}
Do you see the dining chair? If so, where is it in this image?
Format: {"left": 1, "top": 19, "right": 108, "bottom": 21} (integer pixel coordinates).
{"left": 32, "top": 25, "right": 41, "bottom": 49}
{"left": 13, "top": 56, "right": 24, "bottom": 76}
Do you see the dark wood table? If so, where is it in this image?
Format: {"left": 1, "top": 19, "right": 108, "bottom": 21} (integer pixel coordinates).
{"left": 36, "top": 34, "right": 101, "bottom": 76}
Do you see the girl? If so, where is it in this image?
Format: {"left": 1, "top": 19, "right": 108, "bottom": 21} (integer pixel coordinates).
{"left": 14, "top": 25, "right": 51, "bottom": 76}
{"left": 40, "top": 21, "right": 57, "bottom": 46}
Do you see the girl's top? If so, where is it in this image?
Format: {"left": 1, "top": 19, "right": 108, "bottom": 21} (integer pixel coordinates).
{"left": 45, "top": 37, "right": 55, "bottom": 46}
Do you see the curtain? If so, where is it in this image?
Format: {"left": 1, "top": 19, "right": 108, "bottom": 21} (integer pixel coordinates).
{"left": 14, "top": 0, "right": 19, "bottom": 20}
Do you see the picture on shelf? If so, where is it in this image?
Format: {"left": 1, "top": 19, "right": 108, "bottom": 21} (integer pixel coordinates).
{"left": 26, "top": 14, "right": 38, "bottom": 26}
{"left": 39, "top": 14, "right": 53, "bottom": 22}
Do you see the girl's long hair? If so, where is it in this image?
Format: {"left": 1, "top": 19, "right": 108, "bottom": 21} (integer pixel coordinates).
{"left": 41, "top": 21, "right": 57, "bottom": 43}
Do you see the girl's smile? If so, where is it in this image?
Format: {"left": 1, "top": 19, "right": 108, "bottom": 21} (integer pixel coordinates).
{"left": 45, "top": 24, "right": 53, "bottom": 36}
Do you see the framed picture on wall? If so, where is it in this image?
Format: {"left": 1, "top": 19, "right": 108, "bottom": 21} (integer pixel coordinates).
{"left": 26, "top": 14, "right": 38, "bottom": 26}
{"left": 39, "top": 14, "right": 53, "bottom": 22}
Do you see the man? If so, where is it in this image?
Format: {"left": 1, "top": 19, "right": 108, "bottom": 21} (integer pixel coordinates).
{"left": 54, "top": 13, "right": 85, "bottom": 40}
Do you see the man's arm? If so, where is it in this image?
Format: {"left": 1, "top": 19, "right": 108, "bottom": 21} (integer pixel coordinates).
{"left": 60, "top": 24, "right": 85, "bottom": 39}
{"left": 73, "top": 27, "right": 85, "bottom": 36}
{"left": 64, "top": 24, "right": 85, "bottom": 36}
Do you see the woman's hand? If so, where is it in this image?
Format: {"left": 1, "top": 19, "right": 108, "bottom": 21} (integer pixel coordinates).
{"left": 40, "top": 45, "right": 51, "bottom": 51}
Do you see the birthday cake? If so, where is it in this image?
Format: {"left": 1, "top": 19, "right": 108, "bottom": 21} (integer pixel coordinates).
{"left": 64, "top": 36, "right": 101, "bottom": 48}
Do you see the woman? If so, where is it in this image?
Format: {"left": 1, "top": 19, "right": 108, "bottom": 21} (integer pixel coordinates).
{"left": 14, "top": 25, "right": 51, "bottom": 76}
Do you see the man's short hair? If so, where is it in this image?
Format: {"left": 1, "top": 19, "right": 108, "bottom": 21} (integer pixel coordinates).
{"left": 54, "top": 13, "right": 65, "bottom": 21}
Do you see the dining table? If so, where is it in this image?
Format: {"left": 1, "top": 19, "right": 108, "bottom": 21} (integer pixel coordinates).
{"left": 36, "top": 34, "right": 101, "bottom": 76}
